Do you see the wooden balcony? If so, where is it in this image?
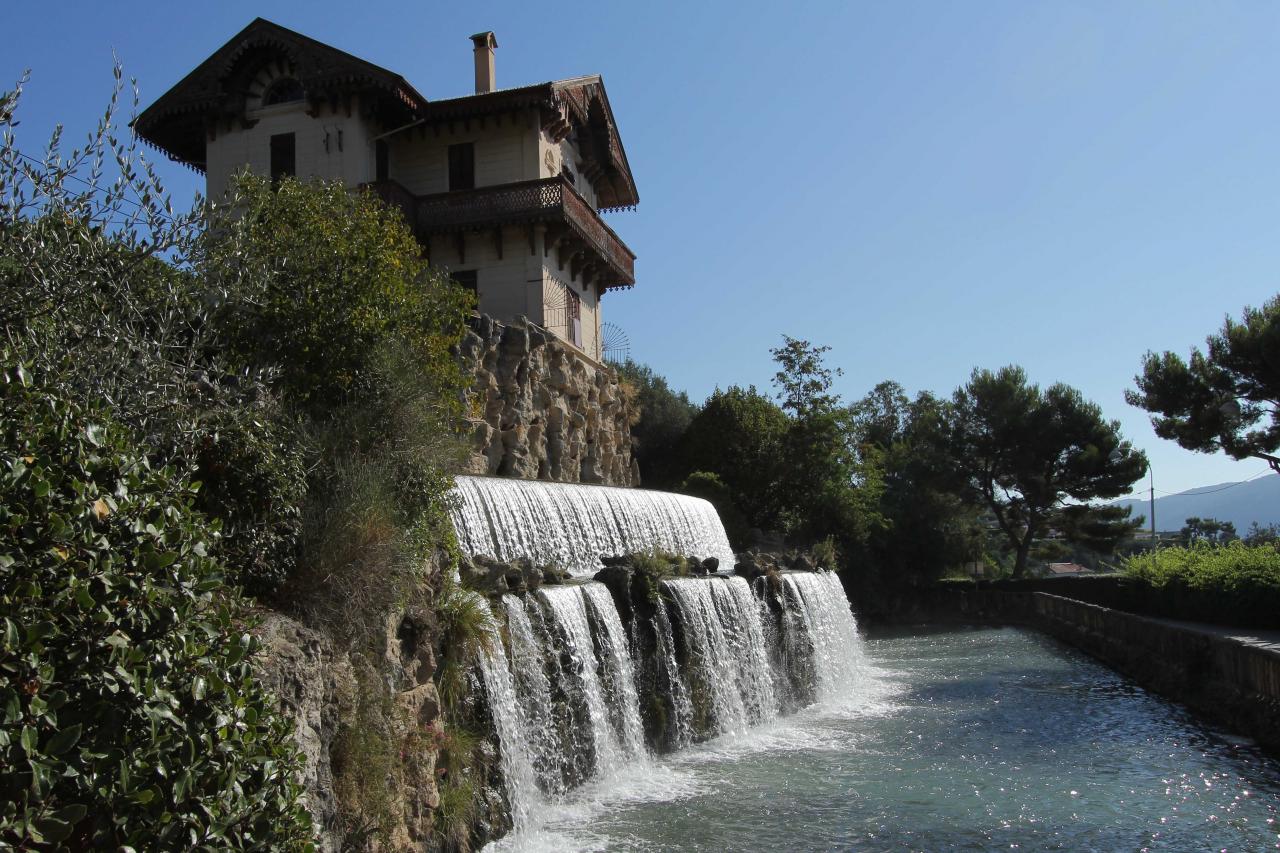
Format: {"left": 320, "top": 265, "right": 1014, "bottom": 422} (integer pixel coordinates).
{"left": 368, "top": 176, "right": 636, "bottom": 290}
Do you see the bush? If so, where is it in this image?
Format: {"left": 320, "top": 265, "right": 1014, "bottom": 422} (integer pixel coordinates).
{"left": 1123, "top": 541, "right": 1280, "bottom": 628}
{"left": 0, "top": 362, "right": 311, "bottom": 849}
{"left": 1, "top": 75, "right": 309, "bottom": 596}
{"left": 204, "top": 173, "right": 473, "bottom": 417}
{"left": 960, "top": 543, "right": 1280, "bottom": 629}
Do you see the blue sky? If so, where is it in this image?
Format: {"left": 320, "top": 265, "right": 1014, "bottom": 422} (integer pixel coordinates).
{"left": 7, "top": 1, "right": 1279, "bottom": 500}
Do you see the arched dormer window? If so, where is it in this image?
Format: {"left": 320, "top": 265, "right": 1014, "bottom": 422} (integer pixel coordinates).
{"left": 263, "top": 77, "right": 304, "bottom": 106}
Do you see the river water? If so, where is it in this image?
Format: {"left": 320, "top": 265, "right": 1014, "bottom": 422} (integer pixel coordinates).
{"left": 499, "top": 626, "right": 1280, "bottom": 852}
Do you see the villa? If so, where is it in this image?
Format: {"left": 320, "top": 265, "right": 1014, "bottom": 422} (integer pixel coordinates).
{"left": 135, "top": 18, "right": 639, "bottom": 361}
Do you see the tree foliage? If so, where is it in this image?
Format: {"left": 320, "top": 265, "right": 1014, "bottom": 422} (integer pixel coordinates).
{"left": 678, "top": 385, "right": 788, "bottom": 531}
{"left": 769, "top": 337, "right": 883, "bottom": 547}
{"left": 2, "top": 67, "right": 475, "bottom": 847}
{"left": 1179, "top": 516, "right": 1239, "bottom": 546}
{"left": 848, "top": 381, "right": 986, "bottom": 587}
{"left": 1128, "top": 294, "right": 1280, "bottom": 472}
{"left": 1, "top": 72, "right": 309, "bottom": 594}
{"left": 205, "top": 174, "right": 472, "bottom": 416}
{"left": 0, "top": 362, "right": 312, "bottom": 849}
{"left": 949, "top": 366, "right": 1146, "bottom": 577}
{"left": 614, "top": 359, "right": 696, "bottom": 488}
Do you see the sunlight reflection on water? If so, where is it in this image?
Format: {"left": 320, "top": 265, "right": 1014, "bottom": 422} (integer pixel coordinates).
{"left": 489, "top": 627, "right": 1280, "bottom": 852}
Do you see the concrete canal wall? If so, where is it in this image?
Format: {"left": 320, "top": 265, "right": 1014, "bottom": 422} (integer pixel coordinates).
{"left": 926, "top": 589, "right": 1280, "bottom": 756}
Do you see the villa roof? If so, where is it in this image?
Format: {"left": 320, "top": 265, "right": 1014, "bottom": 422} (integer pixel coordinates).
{"left": 134, "top": 18, "right": 426, "bottom": 170}
{"left": 134, "top": 19, "right": 639, "bottom": 208}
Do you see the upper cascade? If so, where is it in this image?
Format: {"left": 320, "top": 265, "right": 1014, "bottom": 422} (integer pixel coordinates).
{"left": 449, "top": 475, "right": 736, "bottom": 576}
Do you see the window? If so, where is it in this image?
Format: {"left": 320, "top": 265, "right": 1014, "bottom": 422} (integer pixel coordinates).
{"left": 451, "top": 269, "right": 478, "bottom": 295}
{"left": 375, "top": 140, "right": 389, "bottom": 182}
{"left": 269, "top": 133, "right": 296, "bottom": 181}
{"left": 568, "top": 288, "right": 582, "bottom": 347}
{"left": 263, "top": 77, "right": 304, "bottom": 106}
{"left": 448, "top": 142, "right": 475, "bottom": 191}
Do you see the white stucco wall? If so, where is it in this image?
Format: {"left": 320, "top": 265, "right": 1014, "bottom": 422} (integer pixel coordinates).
{"left": 205, "top": 98, "right": 378, "bottom": 201}
{"left": 388, "top": 112, "right": 540, "bottom": 196}
{"left": 428, "top": 224, "right": 546, "bottom": 323}
{"left": 204, "top": 99, "right": 613, "bottom": 359}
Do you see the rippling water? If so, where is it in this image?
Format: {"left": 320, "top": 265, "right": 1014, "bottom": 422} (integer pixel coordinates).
{"left": 498, "top": 626, "right": 1280, "bottom": 852}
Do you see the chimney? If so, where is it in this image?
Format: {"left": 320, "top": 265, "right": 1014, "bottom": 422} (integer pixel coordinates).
{"left": 470, "top": 31, "right": 498, "bottom": 94}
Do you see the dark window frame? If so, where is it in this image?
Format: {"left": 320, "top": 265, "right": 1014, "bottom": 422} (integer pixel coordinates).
{"left": 269, "top": 132, "right": 296, "bottom": 181}
{"left": 448, "top": 142, "right": 475, "bottom": 191}
{"left": 450, "top": 269, "right": 478, "bottom": 294}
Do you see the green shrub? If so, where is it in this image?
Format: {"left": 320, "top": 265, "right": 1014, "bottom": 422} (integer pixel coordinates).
{"left": 204, "top": 173, "right": 473, "bottom": 417}
{"left": 965, "top": 544, "right": 1280, "bottom": 629}
{"left": 0, "top": 362, "right": 312, "bottom": 849}
{"left": 1122, "top": 541, "right": 1280, "bottom": 628}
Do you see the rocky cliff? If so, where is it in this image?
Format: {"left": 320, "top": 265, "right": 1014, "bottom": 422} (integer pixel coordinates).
{"left": 457, "top": 316, "right": 637, "bottom": 486}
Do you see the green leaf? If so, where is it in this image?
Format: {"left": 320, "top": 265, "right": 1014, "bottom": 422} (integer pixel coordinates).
{"left": 33, "top": 816, "right": 72, "bottom": 843}
{"left": 45, "top": 723, "right": 81, "bottom": 756}
{"left": 51, "top": 803, "right": 88, "bottom": 824}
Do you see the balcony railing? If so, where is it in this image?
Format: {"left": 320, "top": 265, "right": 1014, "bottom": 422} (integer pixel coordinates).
{"left": 368, "top": 176, "right": 635, "bottom": 287}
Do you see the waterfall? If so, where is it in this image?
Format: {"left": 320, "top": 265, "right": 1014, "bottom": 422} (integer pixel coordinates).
{"left": 453, "top": 478, "right": 873, "bottom": 849}
{"left": 501, "top": 595, "right": 562, "bottom": 794}
{"left": 534, "top": 584, "right": 648, "bottom": 777}
{"left": 662, "top": 576, "right": 777, "bottom": 737}
{"left": 653, "top": 597, "right": 695, "bottom": 748}
{"left": 472, "top": 597, "right": 540, "bottom": 836}
{"left": 779, "top": 571, "right": 866, "bottom": 704}
{"left": 580, "top": 583, "right": 647, "bottom": 759}
{"left": 450, "top": 475, "right": 735, "bottom": 576}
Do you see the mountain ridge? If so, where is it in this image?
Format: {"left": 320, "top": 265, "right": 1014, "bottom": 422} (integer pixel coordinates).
{"left": 1110, "top": 473, "right": 1280, "bottom": 534}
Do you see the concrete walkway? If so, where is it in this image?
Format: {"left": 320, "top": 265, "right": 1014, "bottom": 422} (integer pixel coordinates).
{"left": 1143, "top": 616, "right": 1280, "bottom": 655}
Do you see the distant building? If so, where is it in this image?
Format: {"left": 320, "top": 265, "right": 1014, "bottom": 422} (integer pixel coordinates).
{"left": 135, "top": 18, "right": 638, "bottom": 361}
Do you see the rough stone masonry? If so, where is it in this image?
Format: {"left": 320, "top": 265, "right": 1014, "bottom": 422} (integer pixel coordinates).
{"left": 457, "top": 315, "right": 638, "bottom": 486}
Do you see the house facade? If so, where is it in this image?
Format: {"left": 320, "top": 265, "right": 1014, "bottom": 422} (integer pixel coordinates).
{"left": 136, "top": 19, "right": 638, "bottom": 361}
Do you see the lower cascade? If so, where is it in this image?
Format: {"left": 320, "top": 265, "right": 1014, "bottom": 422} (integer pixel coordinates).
{"left": 452, "top": 476, "right": 868, "bottom": 845}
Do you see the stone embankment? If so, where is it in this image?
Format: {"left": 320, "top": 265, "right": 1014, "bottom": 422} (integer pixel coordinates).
{"left": 456, "top": 316, "right": 637, "bottom": 486}
{"left": 254, "top": 607, "right": 445, "bottom": 852}
{"left": 934, "top": 589, "right": 1280, "bottom": 756}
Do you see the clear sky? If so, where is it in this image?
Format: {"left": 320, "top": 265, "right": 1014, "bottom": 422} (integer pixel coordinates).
{"left": 7, "top": 1, "right": 1279, "bottom": 500}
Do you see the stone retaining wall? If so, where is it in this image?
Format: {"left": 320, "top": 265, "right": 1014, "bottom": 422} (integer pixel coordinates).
{"left": 939, "top": 589, "right": 1280, "bottom": 756}
{"left": 456, "top": 315, "right": 637, "bottom": 486}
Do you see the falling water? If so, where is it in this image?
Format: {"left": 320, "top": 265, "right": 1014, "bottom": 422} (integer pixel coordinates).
{"left": 472, "top": 596, "right": 540, "bottom": 836}
{"left": 450, "top": 475, "right": 735, "bottom": 576}
{"left": 653, "top": 597, "right": 695, "bottom": 748}
{"left": 501, "top": 595, "right": 562, "bottom": 793}
{"left": 580, "top": 583, "right": 647, "bottom": 758}
{"left": 455, "top": 479, "right": 876, "bottom": 850}
{"left": 535, "top": 584, "right": 648, "bottom": 777}
{"left": 662, "top": 576, "right": 777, "bottom": 737}
{"left": 779, "top": 571, "right": 866, "bottom": 703}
